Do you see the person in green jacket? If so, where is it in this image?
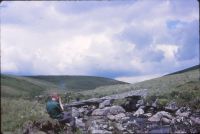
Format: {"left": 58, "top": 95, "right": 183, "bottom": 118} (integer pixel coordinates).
{"left": 46, "top": 93, "right": 76, "bottom": 130}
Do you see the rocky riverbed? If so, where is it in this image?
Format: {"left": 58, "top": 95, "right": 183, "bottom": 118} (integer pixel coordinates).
{"left": 22, "top": 89, "right": 200, "bottom": 134}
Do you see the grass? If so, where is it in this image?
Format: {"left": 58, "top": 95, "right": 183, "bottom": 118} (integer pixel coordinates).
{"left": 1, "top": 97, "right": 49, "bottom": 133}
{"left": 144, "top": 80, "right": 200, "bottom": 110}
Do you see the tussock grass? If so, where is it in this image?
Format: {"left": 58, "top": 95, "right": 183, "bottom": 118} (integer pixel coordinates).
{"left": 1, "top": 97, "right": 49, "bottom": 132}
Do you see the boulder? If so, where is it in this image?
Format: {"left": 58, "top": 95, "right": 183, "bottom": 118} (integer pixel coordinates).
{"left": 176, "top": 107, "right": 191, "bottom": 117}
{"left": 165, "top": 102, "right": 178, "bottom": 112}
{"left": 107, "top": 113, "right": 126, "bottom": 121}
{"left": 115, "top": 113, "right": 126, "bottom": 121}
{"left": 136, "top": 99, "right": 144, "bottom": 108}
{"left": 115, "top": 123, "right": 125, "bottom": 131}
{"left": 109, "top": 105, "right": 126, "bottom": 115}
{"left": 148, "top": 111, "right": 173, "bottom": 122}
{"left": 72, "top": 107, "right": 80, "bottom": 118}
{"left": 99, "top": 99, "right": 111, "bottom": 109}
{"left": 133, "top": 108, "right": 144, "bottom": 117}
{"left": 92, "top": 108, "right": 108, "bottom": 116}
{"left": 92, "top": 105, "right": 125, "bottom": 116}
{"left": 190, "top": 116, "right": 200, "bottom": 125}
{"left": 144, "top": 113, "right": 152, "bottom": 117}
{"left": 75, "top": 118, "right": 85, "bottom": 128}
{"left": 162, "top": 117, "right": 171, "bottom": 124}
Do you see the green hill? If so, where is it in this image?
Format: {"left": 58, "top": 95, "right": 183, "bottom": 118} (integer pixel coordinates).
{"left": 81, "top": 65, "right": 200, "bottom": 98}
{"left": 1, "top": 74, "right": 127, "bottom": 98}
{"left": 26, "top": 75, "right": 127, "bottom": 91}
{"left": 1, "top": 74, "right": 58, "bottom": 98}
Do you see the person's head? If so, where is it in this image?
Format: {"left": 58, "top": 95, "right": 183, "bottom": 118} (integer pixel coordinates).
{"left": 50, "top": 92, "right": 59, "bottom": 101}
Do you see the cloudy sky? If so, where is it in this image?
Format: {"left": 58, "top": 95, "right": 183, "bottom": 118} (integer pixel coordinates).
{"left": 1, "top": 0, "right": 199, "bottom": 83}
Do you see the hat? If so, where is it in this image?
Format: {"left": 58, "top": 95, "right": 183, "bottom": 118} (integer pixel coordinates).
{"left": 50, "top": 92, "right": 59, "bottom": 101}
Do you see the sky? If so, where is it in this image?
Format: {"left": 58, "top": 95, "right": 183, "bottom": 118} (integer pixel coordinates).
{"left": 1, "top": 0, "right": 199, "bottom": 83}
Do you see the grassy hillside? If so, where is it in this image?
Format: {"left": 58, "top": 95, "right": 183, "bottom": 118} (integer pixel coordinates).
{"left": 1, "top": 74, "right": 58, "bottom": 98}
{"left": 27, "top": 75, "right": 127, "bottom": 91}
{"left": 81, "top": 65, "right": 200, "bottom": 98}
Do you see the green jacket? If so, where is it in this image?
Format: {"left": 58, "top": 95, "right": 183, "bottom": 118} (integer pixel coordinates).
{"left": 46, "top": 100, "right": 63, "bottom": 119}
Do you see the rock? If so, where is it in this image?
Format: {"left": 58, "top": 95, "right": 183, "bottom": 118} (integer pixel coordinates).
{"left": 174, "top": 130, "right": 187, "bottom": 133}
{"left": 102, "top": 124, "right": 108, "bottom": 129}
{"left": 148, "top": 111, "right": 173, "bottom": 122}
{"left": 190, "top": 116, "right": 200, "bottom": 125}
{"left": 165, "top": 101, "right": 178, "bottom": 112}
{"left": 176, "top": 107, "right": 191, "bottom": 117}
{"left": 99, "top": 99, "right": 111, "bottom": 109}
{"left": 148, "top": 113, "right": 162, "bottom": 122}
{"left": 92, "top": 105, "right": 125, "bottom": 116}
{"left": 87, "top": 116, "right": 112, "bottom": 134}
{"left": 108, "top": 105, "right": 126, "bottom": 115}
{"left": 136, "top": 99, "right": 144, "bottom": 108}
{"left": 115, "top": 123, "right": 125, "bottom": 131}
{"left": 162, "top": 117, "right": 171, "bottom": 124}
{"left": 107, "top": 115, "right": 115, "bottom": 121}
{"left": 72, "top": 107, "right": 80, "bottom": 118}
{"left": 115, "top": 113, "right": 126, "bottom": 121}
{"left": 144, "top": 113, "right": 152, "bottom": 117}
{"left": 79, "top": 107, "right": 86, "bottom": 113}
{"left": 91, "top": 130, "right": 112, "bottom": 134}
{"left": 148, "top": 126, "right": 171, "bottom": 134}
{"left": 75, "top": 118, "right": 85, "bottom": 128}
{"left": 124, "top": 96, "right": 141, "bottom": 111}
{"left": 92, "top": 108, "right": 108, "bottom": 116}
{"left": 108, "top": 126, "right": 114, "bottom": 131}
{"left": 133, "top": 108, "right": 144, "bottom": 117}
{"left": 152, "top": 99, "right": 158, "bottom": 108}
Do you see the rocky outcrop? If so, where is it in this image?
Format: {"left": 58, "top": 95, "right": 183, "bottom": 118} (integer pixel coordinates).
{"left": 23, "top": 89, "right": 200, "bottom": 134}
{"left": 64, "top": 89, "right": 148, "bottom": 108}
{"left": 92, "top": 105, "right": 125, "bottom": 116}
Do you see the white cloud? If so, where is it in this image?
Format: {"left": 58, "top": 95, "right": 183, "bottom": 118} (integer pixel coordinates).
{"left": 1, "top": 0, "right": 199, "bottom": 77}
{"left": 155, "top": 44, "right": 179, "bottom": 60}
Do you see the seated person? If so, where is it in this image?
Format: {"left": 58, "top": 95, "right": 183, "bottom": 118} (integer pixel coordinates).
{"left": 46, "top": 93, "right": 76, "bottom": 130}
